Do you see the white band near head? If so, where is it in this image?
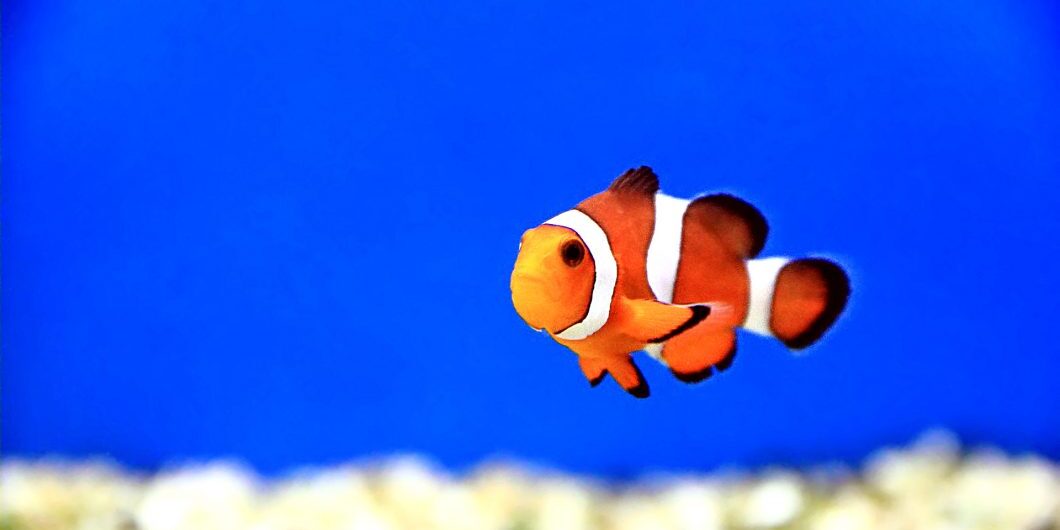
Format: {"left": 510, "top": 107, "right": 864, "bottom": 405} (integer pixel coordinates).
{"left": 743, "top": 257, "right": 791, "bottom": 336}
{"left": 543, "top": 209, "right": 617, "bottom": 341}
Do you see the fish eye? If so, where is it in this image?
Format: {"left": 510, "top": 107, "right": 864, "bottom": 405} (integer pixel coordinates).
{"left": 561, "top": 240, "right": 585, "bottom": 267}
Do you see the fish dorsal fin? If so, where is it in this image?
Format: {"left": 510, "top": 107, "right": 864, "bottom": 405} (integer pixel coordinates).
{"left": 685, "top": 193, "right": 769, "bottom": 258}
{"left": 609, "top": 166, "right": 660, "bottom": 195}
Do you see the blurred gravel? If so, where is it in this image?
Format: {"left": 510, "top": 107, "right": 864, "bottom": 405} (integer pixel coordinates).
{"left": 2, "top": 431, "right": 1058, "bottom": 530}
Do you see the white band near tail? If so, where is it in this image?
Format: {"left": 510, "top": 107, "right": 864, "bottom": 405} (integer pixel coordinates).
{"left": 544, "top": 209, "right": 617, "bottom": 341}
{"left": 743, "top": 257, "right": 791, "bottom": 336}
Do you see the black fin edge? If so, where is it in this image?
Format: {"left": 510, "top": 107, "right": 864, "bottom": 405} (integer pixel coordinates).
{"left": 671, "top": 366, "right": 714, "bottom": 384}
{"left": 690, "top": 193, "right": 769, "bottom": 257}
{"left": 714, "top": 344, "right": 737, "bottom": 372}
{"left": 626, "top": 381, "right": 650, "bottom": 398}
{"left": 609, "top": 166, "right": 660, "bottom": 196}
{"left": 589, "top": 372, "right": 606, "bottom": 387}
{"left": 670, "top": 342, "right": 736, "bottom": 384}
{"left": 648, "top": 305, "right": 710, "bottom": 344}
{"left": 624, "top": 362, "right": 651, "bottom": 398}
{"left": 781, "top": 259, "right": 851, "bottom": 350}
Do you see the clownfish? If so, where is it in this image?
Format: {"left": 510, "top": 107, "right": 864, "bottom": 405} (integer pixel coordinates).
{"left": 510, "top": 167, "right": 850, "bottom": 398}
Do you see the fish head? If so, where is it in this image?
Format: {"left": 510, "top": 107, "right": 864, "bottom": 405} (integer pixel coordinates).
{"left": 510, "top": 224, "right": 595, "bottom": 334}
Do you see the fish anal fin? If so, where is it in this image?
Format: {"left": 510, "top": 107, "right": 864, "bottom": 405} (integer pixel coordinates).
{"left": 714, "top": 345, "right": 737, "bottom": 372}
{"left": 662, "top": 329, "right": 737, "bottom": 384}
{"left": 685, "top": 194, "right": 768, "bottom": 258}
{"left": 618, "top": 298, "right": 711, "bottom": 344}
{"left": 608, "top": 166, "right": 660, "bottom": 196}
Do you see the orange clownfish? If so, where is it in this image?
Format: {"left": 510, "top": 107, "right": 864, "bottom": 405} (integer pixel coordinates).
{"left": 510, "top": 167, "right": 850, "bottom": 398}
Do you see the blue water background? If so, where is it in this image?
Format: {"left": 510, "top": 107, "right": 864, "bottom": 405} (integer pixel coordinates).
{"left": 4, "top": 0, "right": 1060, "bottom": 475}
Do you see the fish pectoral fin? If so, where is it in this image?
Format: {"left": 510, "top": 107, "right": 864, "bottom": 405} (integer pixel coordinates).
{"left": 578, "top": 357, "right": 608, "bottom": 387}
{"left": 618, "top": 297, "right": 713, "bottom": 344}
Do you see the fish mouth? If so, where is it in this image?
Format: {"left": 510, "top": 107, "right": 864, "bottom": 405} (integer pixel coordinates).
{"left": 510, "top": 270, "right": 543, "bottom": 285}
{"left": 510, "top": 273, "right": 551, "bottom": 331}
{"left": 510, "top": 272, "right": 547, "bottom": 298}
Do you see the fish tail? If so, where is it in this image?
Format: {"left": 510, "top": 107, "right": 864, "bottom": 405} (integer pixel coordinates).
{"left": 743, "top": 257, "right": 850, "bottom": 349}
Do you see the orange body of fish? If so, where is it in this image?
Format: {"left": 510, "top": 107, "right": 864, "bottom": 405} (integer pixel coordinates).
{"left": 510, "top": 167, "right": 850, "bottom": 398}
